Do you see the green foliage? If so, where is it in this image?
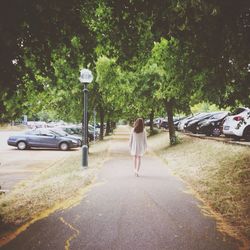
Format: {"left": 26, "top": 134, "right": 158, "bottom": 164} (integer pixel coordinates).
{"left": 190, "top": 102, "right": 226, "bottom": 114}
{"left": 1, "top": 0, "right": 250, "bottom": 124}
{"left": 95, "top": 56, "right": 132, "bottom": 122}
{"left": 147, "top": 128, "right": 161, "bottom": 137}
{"left": 170, "top": 135, "right": 182, "bottom": 146}
{"left": 148, "top": 37, "right": 195, "bottom": 114}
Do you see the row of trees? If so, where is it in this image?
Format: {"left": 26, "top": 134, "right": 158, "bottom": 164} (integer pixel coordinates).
{"left": 1, "top": 0, "right": 249, "bottom": 143}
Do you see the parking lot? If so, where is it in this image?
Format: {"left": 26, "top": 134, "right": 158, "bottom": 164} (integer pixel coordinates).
{"left": 1, "top": 123, "right": 249, "bottom": 192}
{"left": 0, "top": 130, "right": 80, "bottom": 191}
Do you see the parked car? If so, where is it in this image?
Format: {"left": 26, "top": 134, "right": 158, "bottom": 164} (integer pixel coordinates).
{"left": 7, "top": 129, "right": 80, "bottom": 150}
{"left": 196, "top": 111, "right": 229, "bottom": 136}
{"left": 184, "top": 112, "right": 219, "bottom": 134}
{"left": 57, "top": 125, "right": 99, "bottom": 141}
{"left": 160, "top": 119, "right": 168, "bottom": 129}
{"left": 177, "top": 114, "right": 196, "bottom": 131}
{"left": 144, "top": 119, "right": 150, "bottom": 126}
{"left": 154, "top": 117, "right": 164, "bottom": 128}
{"left": 144, "top": 117, "right": 164, "bottom": 128}
{"left": 88, "top": 125, "right": 100, "bottom": 139}
{"left": 174, "top": 117, "right": 187, "bottom": 130}
{"left": 159, "top": 117, "right": 182, "bottom": 129}
{"left": 46, "top": 128, "right": 83, "bottom": 146}
{"left": 223, "top": 107, "right": 250, "bottom": 141}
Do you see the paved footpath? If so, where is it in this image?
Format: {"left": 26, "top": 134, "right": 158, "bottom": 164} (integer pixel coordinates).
{"left": 1, "top": 126, "right": 241, "bottom": 250}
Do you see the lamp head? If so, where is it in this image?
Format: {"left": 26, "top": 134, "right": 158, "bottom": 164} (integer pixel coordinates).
{"left": 79, "top": 68, "right": 93, "bottom": 83}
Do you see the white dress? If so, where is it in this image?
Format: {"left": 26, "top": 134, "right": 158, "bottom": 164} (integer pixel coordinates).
{"left": 129, "top": 129, "right": 147, "bottom": 156}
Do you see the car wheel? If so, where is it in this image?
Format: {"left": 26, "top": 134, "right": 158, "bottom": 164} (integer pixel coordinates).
{"left": 17, "top": 141, "right": 27, "bottom": 150}
{"left": 243, "top": 126, "right": 250, "bottom": 142}
{"left": 60, "top": 142, "right": 69, "bottom": 151}
{"left": 212, "top": 128, "right": 221, "bottom": 137}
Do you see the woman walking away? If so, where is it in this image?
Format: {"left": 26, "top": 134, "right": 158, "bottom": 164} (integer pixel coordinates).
{"left": 129, "top": 118, "right": 147, "bottom": 177}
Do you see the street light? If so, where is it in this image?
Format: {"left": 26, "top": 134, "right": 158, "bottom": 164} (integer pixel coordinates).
{"left": 79, "top": 68, "right": 93, "bottom": 167}
{"left": 93, "top": 109, "right": 96, "bottom": 143}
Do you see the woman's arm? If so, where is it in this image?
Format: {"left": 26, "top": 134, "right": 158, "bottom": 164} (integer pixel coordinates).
{"left": 129, "top": 130, "right": 133, "bottom": 149}
{"left": 143, "top": 130, "right": 147, "bottom": 150}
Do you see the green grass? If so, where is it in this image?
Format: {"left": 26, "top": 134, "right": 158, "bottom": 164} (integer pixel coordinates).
{"left": 148, "top": 131, "right": 250, "bottom": 240}
{"left": 146, "top": 127, "right": 161, "bottom": 136}
{"left": 0, "top": 139, "right": 110, "bottom": 226}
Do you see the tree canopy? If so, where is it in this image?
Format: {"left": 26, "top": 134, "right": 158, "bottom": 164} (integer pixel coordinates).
{"left": 1, "top": 0, "right": 250, "bottom": 142}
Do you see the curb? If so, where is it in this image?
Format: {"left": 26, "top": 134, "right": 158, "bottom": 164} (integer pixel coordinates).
{"left": 183, "top": 133, "right": 250, "bottom": 148}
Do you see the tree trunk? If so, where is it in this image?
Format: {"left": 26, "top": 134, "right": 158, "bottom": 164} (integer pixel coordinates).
{"left": 165, "top": 100, "right": 177, "bottom": 145}
{"left": 105, "top": 119, "right": 111, "bottom": 136}
{"left": 99, "top": 107, "right": 105, "bottom": 140}
{"left": 111, "top": 121, "right": 116, "bottom": 132}
{"left": 149, "top": 110, "right": 154, "bottom": 133}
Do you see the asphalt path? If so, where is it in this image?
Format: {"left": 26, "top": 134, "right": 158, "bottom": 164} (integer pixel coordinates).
{"left": 1, "top": 127, "right": 241, "bottom": 250}
{"left": 0, "top": 130, "right": 79, "bottom": 190}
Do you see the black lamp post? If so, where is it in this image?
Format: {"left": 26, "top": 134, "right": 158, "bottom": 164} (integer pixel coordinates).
{"left": 79, "top": 68, "right": 93, "bottom": 167}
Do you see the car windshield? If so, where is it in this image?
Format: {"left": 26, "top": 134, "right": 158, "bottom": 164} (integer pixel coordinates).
{"left": 52, "top": 129, "right": 68, "bottom": 136}
{"left": 72, "top": 128, "right": 81, "bottom": 134}
{"left": 211, "top": 112, "right": 227, "bottom": 119}
{"left": 51, "top": 130, "right": 65, "bottom": 137}
{"left": 192, "top": 113, "right": 210, "bottom": 120}
{"left": 63, "top": 128, "right": 74, "bottom": 134}
{"left": 230, "top": 108, "right": 246, "bottom": 115}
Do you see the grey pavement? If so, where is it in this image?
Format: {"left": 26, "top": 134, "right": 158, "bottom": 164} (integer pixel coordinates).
{"left": 0, "top": 127, "right": 241, "bottom": 250}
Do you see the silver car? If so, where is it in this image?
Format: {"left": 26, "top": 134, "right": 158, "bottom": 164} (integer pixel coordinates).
{"left": 7, "top": 129, "right": 80, "bottom": 150}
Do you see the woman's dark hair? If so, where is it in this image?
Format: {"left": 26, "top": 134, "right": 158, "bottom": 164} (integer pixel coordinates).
{"left": 134, "top": 118, "right": 144, "bottom": 133}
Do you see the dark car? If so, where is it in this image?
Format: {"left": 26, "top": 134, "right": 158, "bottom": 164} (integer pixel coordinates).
{"left": 57, "top": 125, "right": 99, "bottom": 141}
{"left": 178, "top": 114, "right": 197, "bottom": 131}
{"left": 184, "top": 112, "right": 218, "bottom": 134}
{"left": 161, "top": 117, "right": 186, "bottom": 130}
{"left": 48, "top": 128, "right": 83, "bottom": 145}
{"left": 144, "top": 118, "right": 164, "bottom": 128}
{"left": 160, "top": 119, "right": 168, "bottom": 129}
{"left": 196, "top": 111, "right": 229, "bottom": 136}
{"left": 183, "top": 113, "right": 207, "bottom": 130}
{"left": 144, "top": 119, "right": 151, "bottom": 126}
{"left": 7, "top": 130, "right": 80, "bottom": 150}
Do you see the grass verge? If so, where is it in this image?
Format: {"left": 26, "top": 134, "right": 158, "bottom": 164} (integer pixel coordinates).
{"left": 148, "top": 131, "right": 250, "bottom": 243}
{"left": 0, "top": 139, "right": 110, "bottom": 238}
{"left": 0, "top": 124, "right": 26, "bottom": 131}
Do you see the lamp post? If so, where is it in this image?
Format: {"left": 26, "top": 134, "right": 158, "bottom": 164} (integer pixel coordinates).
{"left": 93, "top": 109, "right": 96, "bottom": 143}
{"left": 79, "top": 68, "right": 93, "bottom": 167}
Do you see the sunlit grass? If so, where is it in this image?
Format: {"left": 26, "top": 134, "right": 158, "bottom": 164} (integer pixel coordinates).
{"left": 0, "top": 124, "right": 26, "bottom": 131}
{"left": 148, "top": 131, "right": 250, "bottom": 240}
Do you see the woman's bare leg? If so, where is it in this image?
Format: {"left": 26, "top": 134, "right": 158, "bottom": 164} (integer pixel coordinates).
{"left": 134, "top": 156, "right": 137, "bottom": 174}
{"left": 136, "top": 156, "right": 141, "bottom": 175}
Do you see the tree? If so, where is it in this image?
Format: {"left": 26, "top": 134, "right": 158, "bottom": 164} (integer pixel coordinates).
{"left": 0, "top": 0, "right": 96, "bottom": 119}
{"left": 150, "top": 37, "right": 195, "bottom": 144}
{"left": 95, "top": 56, "right": 129, "bottom": 139}
{"left": 137, "top": 62, "right": 165, "bottom": 133}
